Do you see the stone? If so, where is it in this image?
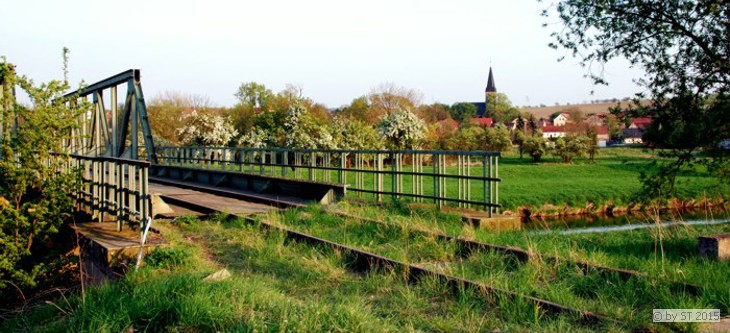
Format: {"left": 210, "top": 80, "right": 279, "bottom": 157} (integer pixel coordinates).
{"left": 698, "top": 234, "right": 730, "bottom": 261}
{"left": 203, "top": 268, "right": 231, "bottom": 282}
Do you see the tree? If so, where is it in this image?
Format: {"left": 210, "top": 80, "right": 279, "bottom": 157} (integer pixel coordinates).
{"left": 281, "top": 103, "right": 339, "bottom": 149}
{"left": 417, "top": 103, "right": 451, "bottom": 124}
{"left": 368, "top": 83, "right": 423, "bottom": 121}
{"left": 147, "top": 91, "right": 210, "bottom": 145}
{"left": 1, "top": 57, "right": 85, "bottom": 292}
{"left": 450, "top": 102, "right": 478, "bottom": 123}
{"left": 334, "top": 96, "right": 372, "bottom": 123}
{"left": 238, "top": 127, "right": 269, "bottom": 148}
{"left": 177, "top": 112, "right": 238, "bottom": 146}
{"left": 527, "top": 113, "right": 538, "bottom": 133}
{"left": 487, "top": 93, "right": 519, "bottom": 122}
{"left": 424, "top": 118, "right": 459, "bottom": 150}
{"left": 376, "top": 108, "right": 426, "bottom": 149}
{"left": 552, "top": 135, "right": 592, "bottom": 163}
{"left": 513, "top": 130, "right": 526, "bottom": 159}
{"left": 544, "top": 0, "right": 730, "bottom": 194}
{"left": 523, "top": 134, "right": 547, "bottom": 162}
{"left": 478, "top": 125, "right": 512, "bottom": 152}
{"left": 234, "top": 82, "right": 273, "bottom": 109}
{"left": 337, "top": 119, "right": 383, "bottom": 150}
{"left": 446, "top": 126, "right": 481, "bottom": 151}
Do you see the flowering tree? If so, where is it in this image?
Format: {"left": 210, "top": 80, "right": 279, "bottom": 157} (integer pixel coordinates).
{"left": 237, "top": 127, "right": 270, "bottom": 148}
{"left": 177, "top": 112, "right": 238, "bottom": 146}
{"left": 376, "top": 108, "right": 426, "bottom": 149}
{"left": 282, "top": 103, "right": 339, "bottom": 149}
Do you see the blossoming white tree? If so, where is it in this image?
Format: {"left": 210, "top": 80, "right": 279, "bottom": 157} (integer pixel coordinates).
{"left": 376, "top": 108, "right": 426, "bottom": 149}
{"left": 177, "top": 112, "right": 238, "bottom": 146}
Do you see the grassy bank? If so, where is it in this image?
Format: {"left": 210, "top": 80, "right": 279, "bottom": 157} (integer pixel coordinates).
{"left": 267, "top": 205, "right": 723, "bottom": 331}
{"left": 333, "top": 200, "right": 729, "bottom": 313}
{"left": 1, "top": 216, "right": 604, "bottom": 332}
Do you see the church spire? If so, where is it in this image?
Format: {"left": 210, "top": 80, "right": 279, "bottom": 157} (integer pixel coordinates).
{"left": 485, "top": 66, "right": 496, "bottom": 93}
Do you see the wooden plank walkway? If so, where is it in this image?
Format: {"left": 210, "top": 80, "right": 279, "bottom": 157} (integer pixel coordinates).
{"left": 73, "top": 222, "right": 165, "bottom": 251}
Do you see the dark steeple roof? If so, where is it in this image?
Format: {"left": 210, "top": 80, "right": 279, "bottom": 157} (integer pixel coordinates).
{"left": 485, "top": 67, "right": 496, "bottom": 93}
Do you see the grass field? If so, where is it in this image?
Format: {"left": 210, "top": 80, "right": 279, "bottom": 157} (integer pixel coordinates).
{"left": 2, "top": 202, "right": 726, "bottom": 332}
{"left": 0, "top": 216, "right": 609, "bottom": 333}
{"left": 3, "top": 148, "right": 726, "bottom": 332}
{"left": 335, "top": 200, "right": 729, "bottom": 312}
{"left": 268, "top": 204, "right": 727, "bottom": 331}
{"left": 497, "top": 148, "right": 728, "bottom": 210}
{"left": 182, "top": 147, "right": 729, "bottom": 210}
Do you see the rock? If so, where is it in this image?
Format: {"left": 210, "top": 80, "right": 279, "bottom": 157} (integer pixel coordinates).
{"left": 203, "top": 268, "right": 231, "bottom": 282}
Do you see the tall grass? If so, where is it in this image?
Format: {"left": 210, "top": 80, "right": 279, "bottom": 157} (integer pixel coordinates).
{"left": 2, "top": 216, "right": 612, "bottom": 332}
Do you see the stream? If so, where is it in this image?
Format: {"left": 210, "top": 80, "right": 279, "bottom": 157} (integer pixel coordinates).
{"left": 523, "top": 209, "right": 730, "bottom": 235}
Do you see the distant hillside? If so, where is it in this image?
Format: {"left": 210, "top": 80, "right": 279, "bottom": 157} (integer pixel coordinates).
{"left": 519, "top": 102, "right": 620, "bottom": 119}
{"left": 519, "top": 101, "right": 641, "bottom": 119}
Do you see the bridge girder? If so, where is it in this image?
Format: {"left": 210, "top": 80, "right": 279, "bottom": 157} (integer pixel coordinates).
{"left": 62, "top": 69, "right": 157, "bottom": 163}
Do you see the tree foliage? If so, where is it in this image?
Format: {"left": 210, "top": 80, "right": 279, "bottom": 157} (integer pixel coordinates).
{"left": 552, "top": 135, "right": 593, "bottom": 163}
{"left": 177, "top": 112, "right": 238, "bottom": 146}
{"left": 486, "top": 93, "right": 519, "bottom": 122}
{"left": 523, "top": 133, "right": 547, "bottom": 162}
{"left": 367, "top": 83, "right": 422, "bottom": 124}
{"left": 449, "top": 102, "right": 477, "bottom": 123}
{"left": 147, "top": 91, "right": 212, "bottom": 145}
{"left": 376, "top": 108, "right": 426, "bottom": 149}
{"left": 544, "top": 0, "right": 730, "bottom": 193}
{"left": 0, "top": 58, "right": 85, "bottom": 291}
{"left": 479, "top": 125, "right": 513, "bottom": 152}
{"left": 337, "top": 119, "right": 383, "bottom": 150}
{"left": 234, "top": 82, "right": 273, "bottom": 109}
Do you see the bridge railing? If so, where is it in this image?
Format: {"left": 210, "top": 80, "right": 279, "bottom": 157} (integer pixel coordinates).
{"left": 46, "top": 153, "right": 152, "bottom": 233}
{"left": 155, "top": 146, "right": 501, "bottom": 215}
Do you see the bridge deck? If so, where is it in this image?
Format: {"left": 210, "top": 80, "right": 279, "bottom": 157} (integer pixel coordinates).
{"left": 150, "top": 182, "right": 284, "bottom": 216}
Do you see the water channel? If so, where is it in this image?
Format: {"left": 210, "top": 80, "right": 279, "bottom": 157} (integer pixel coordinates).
{"left": 522, "top": 208, "right": 730, "bottom": 235}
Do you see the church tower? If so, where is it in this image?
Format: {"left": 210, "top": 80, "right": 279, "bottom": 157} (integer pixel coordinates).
{"left": 485, "top": 66, "right": 497, "bottom": 95}
{"left": 484, "top": 66, "right": 497, "bottom": 118}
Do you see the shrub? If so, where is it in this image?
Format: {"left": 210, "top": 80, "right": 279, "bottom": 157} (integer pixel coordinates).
{"left": 0, "top": 57, "right": 86, "bottom": 291}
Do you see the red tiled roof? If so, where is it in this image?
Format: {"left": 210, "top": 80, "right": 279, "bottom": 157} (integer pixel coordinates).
{"left": 470, "top": 117, "right": 493, "bottom": 127}
{"left": 630, "top": 117, "right": 652, "bottom": 129}
{"left": 541, "top": 125, "right": 564, "bottom": 133}
{"left": 595, "top": 126, "right": 609, "bottom": 135}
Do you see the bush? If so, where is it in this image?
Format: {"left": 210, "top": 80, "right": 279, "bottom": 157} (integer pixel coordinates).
{"left": 553, "top": 135, "right": 593, "bottom": 163}
{"left": 522, "top": 135, "right": 547, "bottom": 162}
{"left": 0, "top": 58, "right": 86, "bottom": 291}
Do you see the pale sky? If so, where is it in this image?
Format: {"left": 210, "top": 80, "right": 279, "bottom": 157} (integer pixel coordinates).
{"left": 2, "top": 0, "right": 645, "bottom": 108}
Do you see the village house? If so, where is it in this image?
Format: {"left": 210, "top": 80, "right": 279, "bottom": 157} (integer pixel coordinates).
{"left": 584, "top": 114, "right": 605, "bottom": 127}
{"left": 536, "top": 118, "right": 551, "bottom": 128}
{"left": 553, "top": 113, "right": 570, "bottom": 126}
{"left": 623, "top": 128, "right": 644, "bottom": 144}
{"left": 595, "top": 126, "right": 610, "bottom": 147}
{"left": 470, "top": 117, "right": 493, "bottom": 127}
{"left": 541, "top": 125, "right": 565, "bottom": 138}
{"left": 629, "top": 117, "right": 652, "bottom": 129}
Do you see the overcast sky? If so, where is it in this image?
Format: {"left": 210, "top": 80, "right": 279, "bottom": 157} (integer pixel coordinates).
{"left": 2, "top": 0, "right": 645, "bottom": 108}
